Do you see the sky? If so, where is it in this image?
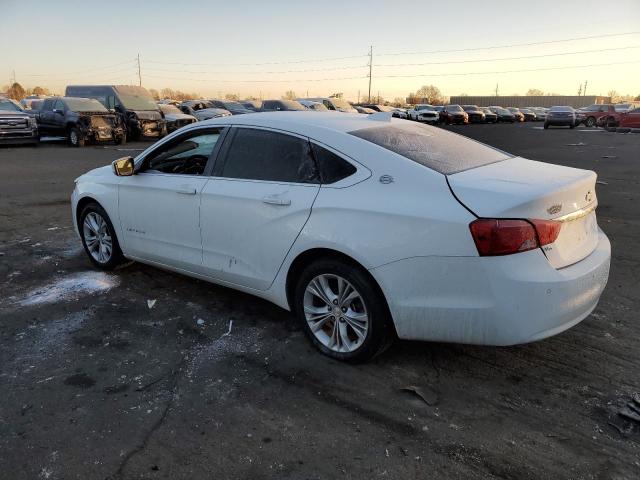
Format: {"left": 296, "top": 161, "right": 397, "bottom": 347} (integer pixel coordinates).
{"left": 2, "top": 0, "right": 639, "bottom": 102}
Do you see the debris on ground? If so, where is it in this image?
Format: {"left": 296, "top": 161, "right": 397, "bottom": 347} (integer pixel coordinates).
{"left": 196, "top": 318, "right": 205, "bottom": 326}
{"left": 218, "top": 320, "right": 233, "bottom": 339}
{"left": 401, "top": 385, "right": 439, "bottom": 406}
{"left": 601, "top": 155, "right": 617, "bottom": 159}
{"left": 147, "top": 299, "right": 157, "bottom": 309}
{"left": 596, "top": 181, "right": 608, "bottom": 185}
{"left": 566, "top": 142, "right": 587, "bottom": 146}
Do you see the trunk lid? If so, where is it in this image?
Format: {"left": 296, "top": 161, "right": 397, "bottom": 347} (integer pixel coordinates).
{"left": 448, "top": 157, "right": 599, "bottom": 268}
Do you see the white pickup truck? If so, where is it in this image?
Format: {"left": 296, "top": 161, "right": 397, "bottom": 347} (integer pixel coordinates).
{"left": 407, "top": 104, "right": 439, "bottom": 124}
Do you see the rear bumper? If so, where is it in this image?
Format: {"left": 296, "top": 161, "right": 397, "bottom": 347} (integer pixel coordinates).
{"left": 371, "top": 229, "right": 611, "bottom": 345}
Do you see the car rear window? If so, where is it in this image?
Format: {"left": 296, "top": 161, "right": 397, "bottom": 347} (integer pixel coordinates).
{"left": 348, "top": 122, "right": 511, "bottom": 175}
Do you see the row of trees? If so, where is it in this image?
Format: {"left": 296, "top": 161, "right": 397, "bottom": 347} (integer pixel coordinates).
{"left": 1, "top": 82, "right": 52, "bottom": 100}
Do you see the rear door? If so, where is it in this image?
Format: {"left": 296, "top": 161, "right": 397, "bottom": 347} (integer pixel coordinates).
{"left": 51, "top": 99, "right": 67, "bottom": 135}
{"left": 200, "top": 126, "right": 320, "bottom": 290}
{"left": 118, "top": 127, "right": 226, "bottom": 272}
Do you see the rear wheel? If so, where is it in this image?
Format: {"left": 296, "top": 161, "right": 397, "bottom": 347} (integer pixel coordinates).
{"left": 585, "top": 116, "right": 596, "bottom": 127}
{"left": 294, "top": 259, "right": 393, "bottom": 362}
{"left": 79, "top": 202, "right": 125, "bottom": 270}
{"left": 544, "top": 123, "right": 549, "bottom": 129}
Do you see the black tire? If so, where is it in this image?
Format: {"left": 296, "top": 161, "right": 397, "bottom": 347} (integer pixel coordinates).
{"left": 114, "top": 133, "right": 126, "bottom": 145}
{"left": 68, "top": 127, "right": 85, "bottom": 147}
{"left": 570, "top": 124, "right": 575, "bottom": 129}
{"left": 544, "top": 123, "right": 549, "bottom": 129}
{"left": 293, "top": 258, "right": 394, "bottom": 362}
{"left": 585, "top": 116, "right": 596, "bottom": 128}
{"left": 78, "top": 202, "right": 125, "bottom": 270}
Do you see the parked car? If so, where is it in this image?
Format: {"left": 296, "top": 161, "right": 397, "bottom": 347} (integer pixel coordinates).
{"left": 354, "top": 106, "right": 375, "bottom": 114}
{"left": 261, "top": 99, "right": 307, "bottom": 111}
{"left": 488, "top": 107, "right": 516, "bottom": 123}
{"left": 66, "top": 85, "right": 166, "bottom": 140}
{"left": 179, "top": 101, "right": 232, "bottom": 121}
{"left": 242, "top": 100, "right": 263, "bottom": 111}
{"left": 461, "top": 105, "right": 486, "bottom": 123}
{"left": 544, "top": 106, "right": 576, "bottom": 129}
{"left": 617, "top": 107, "right": 640, "bottom": 129}
{"left": 73, "top": 113, "right": 610, "bottom": 362}
{"left": 407, "top": 104, "right": 439, "bottom": 123}
{"left": 36, "top": 96, "right": 124, "bottom": 146}
{"left": 158, "top": 104, "right": 197, "bottom": 133}
{"left": 299, "top": 97, "right": 357, "bottom": 113}
{"left": 507, "top": 107, "right": 525, "bottom": 122}
{"left": 593, "top": 104, "right": 637, "bottom": 128}
{"left": 526, "top": 107, "right": 547, "bottom": 121}
{"left": 439, "top": 104, "right": 468, "bottom": 124}
{"left": 207, "top": 99, "right": 254, "bottom": 115}
{"left": 392, "top": 108, "right": 408, "bottom": 119}
{"left": 480, "top": 108, "right": 498, "bottom": 123}
{"left": 298, "top": 100, "right": 329, "bottom": 111}
{"left": 519, "top": 108, "right": 537, "bottom": 122}
{"left": 575, "top": 104, "right": 614, "bottom": 127}
{"left": 0, "top": 98, "right": 38, "bottom": 145}
{"left": 20, "top": 96, "right": 47, "bottom": 110}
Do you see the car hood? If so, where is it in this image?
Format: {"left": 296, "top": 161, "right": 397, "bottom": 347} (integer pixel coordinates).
{"left": 0, "top": 109, "right": 29, "bottom": 118}
{"left": 132, "top": 110, "right": 162, "bottom": 120}
{"left": 164, "top": 112, "right": 196, "bottom": 122}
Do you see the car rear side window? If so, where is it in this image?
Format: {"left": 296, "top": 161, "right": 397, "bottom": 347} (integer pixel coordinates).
{"left": 220, "top": 128, "right": 319, "bottom": 184}
{"left": 349, "top": 122, "right": 511, "bottom": 175}
{"left": 311, "top": 144, "right": 356, "bottom": 184}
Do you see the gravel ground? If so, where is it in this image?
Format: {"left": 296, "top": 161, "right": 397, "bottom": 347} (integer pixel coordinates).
{"left": 0, "top": 124, "right": 638, "bottom": 480}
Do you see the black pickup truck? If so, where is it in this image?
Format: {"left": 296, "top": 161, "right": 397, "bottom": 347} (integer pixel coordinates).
{"left": 36, "top": 97, "right": 125, "bottom": 146}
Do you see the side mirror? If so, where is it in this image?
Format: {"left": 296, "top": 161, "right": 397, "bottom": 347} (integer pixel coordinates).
{"left": 112, "top": 156, "right": 135, "bottom": 176}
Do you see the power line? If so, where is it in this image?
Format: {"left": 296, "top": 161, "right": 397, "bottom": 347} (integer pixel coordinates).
{"left": 142, "top": 64, "right": 368, "bottom": 75}
{"left": 19, "top": 60, "right": 137, "bottom": 77}
{"left": 375, "top": 60, "right": 640, "bottom": 79}
{"left": 375, "top": 45, "right": 640, "bottom": 67}
{"left": 376, "top": 31, "right": 640, "bottom": 57}
{"left": 144, "top": 54, "right": 368, "bottom": 67}
{"left": 143, "top": 73, "right": 368, "bottom": 83}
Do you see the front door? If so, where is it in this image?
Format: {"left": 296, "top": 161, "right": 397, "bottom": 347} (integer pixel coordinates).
{"left": 200, "top": 127, "right": 321, "bottom": 290}
{"left": 118, "top": 127, "right": 225, "bottom": 272}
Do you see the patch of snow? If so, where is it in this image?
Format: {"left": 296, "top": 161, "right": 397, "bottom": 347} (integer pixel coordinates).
{"left": 18, "top": 271, "right": 119, "bottom": 307}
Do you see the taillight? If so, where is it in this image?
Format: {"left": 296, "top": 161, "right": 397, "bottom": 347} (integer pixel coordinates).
{"left": 469, "top": 218, "right": 561, "bottom": 256}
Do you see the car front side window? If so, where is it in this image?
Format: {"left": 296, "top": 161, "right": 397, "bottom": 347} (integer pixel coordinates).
{"left": 142, "top": 129, "right": 223, "bottom": 176}
{"left": 218, "top": 128, "right": 319, "bottom": 184}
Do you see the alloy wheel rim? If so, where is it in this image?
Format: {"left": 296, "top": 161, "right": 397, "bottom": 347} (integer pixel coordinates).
{"left": 70, "top": 130, "right": 78, "bottom": 145}
{"left": 82, "top": 212, "right": 112, "bottom": 263}
{"left": 303, "top": 274, "right": 368, "bottom": 353}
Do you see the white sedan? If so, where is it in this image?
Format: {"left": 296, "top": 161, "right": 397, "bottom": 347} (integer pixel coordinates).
{"left": 71, "top": 112, "right": 611, "bottom": 362}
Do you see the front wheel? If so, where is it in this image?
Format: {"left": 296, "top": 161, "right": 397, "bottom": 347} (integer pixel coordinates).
{"left": 68, "top": 127, "right": 85, "bottom": 147}
{"left": 294, "top": 259, "right": 394, "bottom": 362}
{"left": 544, "top": 123, "right": 549, "bottom": 129}
{"left": 79, "top": 203, "right": 125, "bottom": 270}
{"left": 585, "top": 116, "right": 596, "bottom": 127}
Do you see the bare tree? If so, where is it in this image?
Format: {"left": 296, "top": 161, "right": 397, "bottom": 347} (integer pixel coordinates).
{"left": 391, "top": 97, "right": 405, "bottom": 107}
{"left": 526, "top": 88, "right": 545, "bottom": 96}
{"left": 607, "top": 90, "right": 619, "bottom": 102}
{"left": 6, "top": 82, "right": 26, "bottom": 100}
{"left": 148, "top": 88, "right": 160, "bottom": 100}
{"left": 225, "top": 93, "right": 240, "bottom": 101}
{"left": 410, "top": 85, "right": 444, "bottom": 105}
{"left": 282, "top": 90, "right": 297, "bottom": 100}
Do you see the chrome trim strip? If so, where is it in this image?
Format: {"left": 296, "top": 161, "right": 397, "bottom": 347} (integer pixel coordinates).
{"left": 554, "top": 201, "right": 597, "bottom": 223}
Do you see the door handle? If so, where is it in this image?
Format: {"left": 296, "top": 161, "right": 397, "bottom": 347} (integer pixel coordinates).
{"left": 262, "top": 195, "right": 291, "bottom": 206}
{"left": 175, "top": 186, "right": 197, "bottom": 195}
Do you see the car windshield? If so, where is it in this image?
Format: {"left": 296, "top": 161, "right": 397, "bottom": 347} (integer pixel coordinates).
{"left": 446, "top": 105, "right": 463, "bottom": 112}
{"left": 349, "top": 121, "right": 511, "bottom": 175}
{"left": 114, "top": 87, "right": 159, "bottom": 110}
{"left": 329, "top": 98, "right": 353, "bottom": 110}
{"left": 222, "top": 101, "right": 246, "bottom": 110}
{"left": 494, "top": 107, "right": 510, "bottom": 114}
{"left": 462, "top": 105, "right": 478, "bottom": 111}
{"left": 64, "top": 98, "right": 108, "bottom": 112}
{"left": 550, "top": 106, "right": 574, "bottom": 112}
{"left": 160, "top": 104, "right": 182, "bottom": 115}
{"left": 280, "top": 100, "right": 307, "bottom": 110}
{"left": 0, "top": 99, "right": 23, "bottom": 111}
{"left": 416, "top": 105, "right": 434, "bottom": 111}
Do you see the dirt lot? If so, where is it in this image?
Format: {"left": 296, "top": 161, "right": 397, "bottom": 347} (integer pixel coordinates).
{"left": 1, "top": 125, "right": 638, "bottom": 480}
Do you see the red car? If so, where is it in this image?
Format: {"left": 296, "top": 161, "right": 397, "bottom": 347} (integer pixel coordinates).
{"left": 619, "top": 107, "right": 640, "bottom": 129}
{"left": 595, "top": 105, "right": 640, "bottom": 128}
{"left": 439, "top": 104, "right": 469, "bottom": 125}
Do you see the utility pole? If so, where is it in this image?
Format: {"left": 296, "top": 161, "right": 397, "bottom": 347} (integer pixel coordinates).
{"left": 368, "top": 45, "right": 373, "bottom": 103}
{"left": 137, "top": 53, "right": 142, "bottom": 87}
{"left": 578, "top": 83, "right": 582, "bottom": 96}
{"left": 357, "top": 89, "right": 360, "bottom": 104}
{"left": 495, "top": 83, "right": 499, "bottom": 97}
{"left": 584, "top": 80, "right": 588, "bottom": 96}
{"left": 12, "top": 70, "right": 16, "bottom": 85}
